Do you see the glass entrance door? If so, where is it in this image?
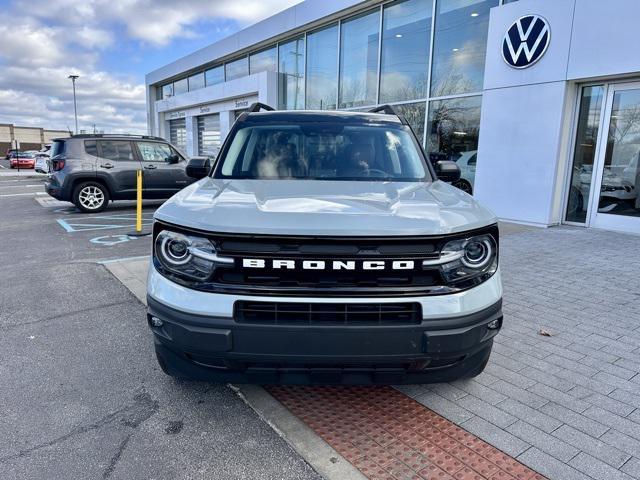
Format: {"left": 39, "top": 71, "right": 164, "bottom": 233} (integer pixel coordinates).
{"left": 590, "top": 82, "right": 640, "bottom": 233}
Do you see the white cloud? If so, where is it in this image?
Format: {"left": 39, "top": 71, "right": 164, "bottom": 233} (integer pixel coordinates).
{"left": 0, "top": 24, "right": 66, "bottom": 67}
{"left": 0, "top": 0, "right": 304, "bottom": 133}
{"left": 16, "top": 0, "right": 304, "bottom": 45}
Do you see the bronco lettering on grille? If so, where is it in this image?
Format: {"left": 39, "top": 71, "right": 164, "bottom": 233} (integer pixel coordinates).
{"left": 241, "top": 259, "right": 415, "bottom": 270}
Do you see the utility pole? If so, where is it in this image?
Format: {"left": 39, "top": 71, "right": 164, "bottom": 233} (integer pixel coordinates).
{"left": 68, "top": 74, "right": 79, "bottom": 134}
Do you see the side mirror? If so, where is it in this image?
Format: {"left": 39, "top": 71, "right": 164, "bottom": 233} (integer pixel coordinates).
{"left": 435, "top": 160, "right": 461, "bottom": 183}
{"left": 186, "top": 157, "right": 211, "bottom": 179}
{"left": 167, "top": 154, "right": 180, "bottom": 164}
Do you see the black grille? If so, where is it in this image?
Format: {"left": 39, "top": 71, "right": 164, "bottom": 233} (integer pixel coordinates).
{"left": 152, "top": 222, "right": 499, "bottom": 297}
{"left": 210, "top": 235, "right": 445, "bottom": 296}
{"left": 235, "top": 301, "right": 422, "bottom": 325}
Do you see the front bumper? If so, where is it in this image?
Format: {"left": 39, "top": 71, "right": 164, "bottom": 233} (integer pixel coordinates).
{"left": 147, "top": 265, "right": 503, "bottom": 385}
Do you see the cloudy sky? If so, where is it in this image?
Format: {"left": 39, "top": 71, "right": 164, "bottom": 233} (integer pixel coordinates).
{"left": 0, "top": 0, "right": 303, "bottom": 134}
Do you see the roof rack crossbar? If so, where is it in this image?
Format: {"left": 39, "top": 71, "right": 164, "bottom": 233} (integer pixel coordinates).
{"left": 247, "top": 102, "right": 275, "bottom": 113}
{"left": 69, "top": 134, "right": 166, "bottom": 141}
{"left": 367, "top": 105, "right": 409, "bottom": 125}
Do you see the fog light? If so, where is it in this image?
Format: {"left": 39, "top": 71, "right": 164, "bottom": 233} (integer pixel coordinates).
{"left": 487, "top": 319, "right": 500, "bottom": 330}
{"left": 150, "top": 316, "right": 163, "bottom": 327}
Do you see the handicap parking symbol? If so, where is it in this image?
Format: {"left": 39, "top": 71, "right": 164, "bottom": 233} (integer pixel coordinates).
{"left": 90, "top": 234, "right": 137, "bottom": 246}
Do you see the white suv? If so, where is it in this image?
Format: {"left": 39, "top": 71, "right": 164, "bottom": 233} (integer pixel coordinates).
{"left": 146, "top": 104, "right": 502, "bottom": 385}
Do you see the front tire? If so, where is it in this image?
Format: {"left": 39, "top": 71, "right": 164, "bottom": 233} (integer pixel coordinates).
{"left": 73, "top": 181, "right": 110, "bottom": 213}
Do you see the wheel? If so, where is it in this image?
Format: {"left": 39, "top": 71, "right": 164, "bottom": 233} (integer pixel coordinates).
{"left": 73, "top": 181, "right": 110, "bottom": 213}
{"left": 453, "top": 179, "right": 473, "bottom": 195}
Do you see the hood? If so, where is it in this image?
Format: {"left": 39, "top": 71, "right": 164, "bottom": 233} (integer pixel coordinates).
{"left": 154, "top": 178, "right": 497, "bottom": 236}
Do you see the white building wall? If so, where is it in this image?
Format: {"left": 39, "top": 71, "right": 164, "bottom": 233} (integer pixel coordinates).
{"left": 567, "top": 0, "right": 640, "bottom": 80}
{"left": 476, "top": 0, "right": 577, "bottom": 226}
{"left": 477, "top": 0, "right": 640, "bottom": 226}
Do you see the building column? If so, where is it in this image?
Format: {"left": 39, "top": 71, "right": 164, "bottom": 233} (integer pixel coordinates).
{"left": 219, "top": 111, "right": 235, "bottom": 144}
{"left": 185, "top": 115, "right": 197, "bottom": 157}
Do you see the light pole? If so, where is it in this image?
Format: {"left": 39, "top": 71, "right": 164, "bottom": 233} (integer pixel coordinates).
{"left": 68, "top": 74, "right": 79, "bottom": 134}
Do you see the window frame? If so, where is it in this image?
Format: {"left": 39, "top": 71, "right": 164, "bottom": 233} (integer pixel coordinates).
{"left": 96, "top": 140, "right": 136, "bottom": 163}
{"left": 135, "top": 140, "right": 175, "bottom": 163}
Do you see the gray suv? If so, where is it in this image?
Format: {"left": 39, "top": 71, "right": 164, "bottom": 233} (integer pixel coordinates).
{"left": 45, "top": 134, "right": 195, "bottom": 213}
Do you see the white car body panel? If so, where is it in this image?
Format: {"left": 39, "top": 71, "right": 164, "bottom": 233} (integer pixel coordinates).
{"left": 154, "top": 178, "right": 497, "bottom": 237}
{"left": 147, "top": 262, "right": 503, "bottom": 319}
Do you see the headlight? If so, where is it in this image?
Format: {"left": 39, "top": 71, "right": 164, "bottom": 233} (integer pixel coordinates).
{"left": 154, "top": 230, "right": 233, "bottom": 281}
{"left": 424, "top": 234, "right": 497, "bottom": 285}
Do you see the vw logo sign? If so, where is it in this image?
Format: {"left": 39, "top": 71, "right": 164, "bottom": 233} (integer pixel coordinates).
{"left": 502, "top": 15, "right": 550, "bottom": 69}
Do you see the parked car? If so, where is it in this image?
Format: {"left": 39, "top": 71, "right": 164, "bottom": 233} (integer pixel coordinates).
{"left": 453, "top": 150, "right": 477, "bottom": 195}
{"left": 44, "top": 134, "right": 196, "bottom": 212}
{"left": 5, "top": 148, "right": 18, "bottom": 160}
{"left": 34, "top": 152, "right": 50, "bottom": 173}
{"left": 568, "top": 164, "right": 637, "bottom": 215}
{"left": 147, "top": 103, "right": 502, "bottom": 385}
{"left": 9, "top": 151, "right": 36, "bottom": 169}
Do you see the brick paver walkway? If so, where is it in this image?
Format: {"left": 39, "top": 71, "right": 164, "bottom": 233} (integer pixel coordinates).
{"left": 398, "top": 226, "right": 640, "bottom": 480}
{"left": 270, "top": 386, "right": 546, "bottom": 480}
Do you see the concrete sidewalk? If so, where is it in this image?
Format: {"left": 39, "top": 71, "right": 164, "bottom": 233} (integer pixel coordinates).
{"left": 398, "top": 226, "right": 640, "bottom": 480}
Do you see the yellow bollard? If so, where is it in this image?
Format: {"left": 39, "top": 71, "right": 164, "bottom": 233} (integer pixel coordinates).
{"left": 136, "top": 169, "right": 143, "bottom": 233}
{"left": 128, "top": 169, "right": 150, "bottom": 237}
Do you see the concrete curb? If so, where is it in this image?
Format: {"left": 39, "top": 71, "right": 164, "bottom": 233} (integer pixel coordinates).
{"left": 233, "top": 384, "right": 367, "bottom": 480}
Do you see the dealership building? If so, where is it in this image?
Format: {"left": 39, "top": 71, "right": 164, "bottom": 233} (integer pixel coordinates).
{"left": 145, "top": 0, "right": 640, "bottom": 234}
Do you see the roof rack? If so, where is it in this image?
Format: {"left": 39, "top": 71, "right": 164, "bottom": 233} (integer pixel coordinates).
{"left": 247, "top": 102, "right": 275, "bottom": 113}
{"left": 69, "top": 133, "right": 166, "bottom": 141}
{"left": 367, "top": 105, "right": 409, "bottom": 125}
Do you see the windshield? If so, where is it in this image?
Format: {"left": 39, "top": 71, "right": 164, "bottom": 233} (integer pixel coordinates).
{"left": 214, "top": 123, "right": 430, "bottom": 181}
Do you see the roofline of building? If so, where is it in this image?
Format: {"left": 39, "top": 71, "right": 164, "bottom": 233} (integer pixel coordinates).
{"left": 145, "top": 0, "right": 378, "bottom": 86}
{"left": 0, "top": 123, "right": 69, "bottom": 133}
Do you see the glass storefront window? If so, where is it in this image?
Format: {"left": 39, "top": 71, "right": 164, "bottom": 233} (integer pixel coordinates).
{"left": 427, "top": 96, "right": 482, "bottom": 195}
{"left": 188, "top": 72, "right": 205, "bottom": 91}
{"left": 205, "top": 66, "right": 224, "bottom": 86}
{"left": 306, "top": 24, "right": 339, "bottom": 110}
{"left": 250, "top": 46, "right": 277, "bottom": 74}
{"left": 597, "top": 88, "right": 640, "bottom": 218}
{"left": 394, "top": 102, "right": 426, "bottom": 146}
{"left": 225, "top": 57, "right": 249, "bottom": 81}
{"left": 173, "top": 78, "right": 188, "bottom": 96}
{"left": 161, "top": 84, "right": 173, "bottom": 99}
{"left": 338, "top": 10, "right": 380, "bottom": 109}
{"left": 430, "top": 0, "right": 498, "bottom": 97}
{"left": 278, "top": 37, "right": 305, "bottom": 110}
{"left": 379, "top": 0, "right": 433, "bottom": 103}
{"left": 565, "top": 86, "right": 604, "bottom": 223}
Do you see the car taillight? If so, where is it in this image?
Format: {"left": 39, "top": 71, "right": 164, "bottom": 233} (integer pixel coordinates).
{"left": 52, "top": 158, "right": 66, "bottom": 171}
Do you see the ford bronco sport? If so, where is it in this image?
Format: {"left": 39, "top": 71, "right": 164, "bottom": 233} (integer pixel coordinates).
{"left": 147, "top": 103, "right": 502, "bottom": 385}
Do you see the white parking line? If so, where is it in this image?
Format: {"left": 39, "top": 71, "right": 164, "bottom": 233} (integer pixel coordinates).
{"left": 0, "top": 192, "right": 47, "bottom": 197}
{"left": 1, "top": 184, "right": 43, "bottom": 188}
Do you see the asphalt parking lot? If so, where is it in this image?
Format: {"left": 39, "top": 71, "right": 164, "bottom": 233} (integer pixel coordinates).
{"left": 0, "top": 176, "right": 320, "bottom": 480}
{"left": 2, "top": 174, "right": 640, "bottom": 480}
